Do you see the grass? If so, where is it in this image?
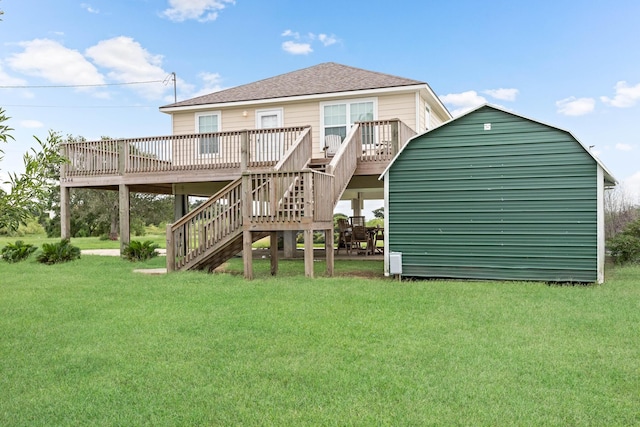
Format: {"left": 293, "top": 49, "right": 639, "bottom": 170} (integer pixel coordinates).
{"left": 1, "top": 254, "right": 639, "bottom": 425}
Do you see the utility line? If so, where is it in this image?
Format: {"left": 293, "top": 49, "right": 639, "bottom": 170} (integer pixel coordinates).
{"left": 3, "top": 104, "right": 157, "bottom": 109}
{"left": 0, "top": 79, "right": 165, "bottom": 89}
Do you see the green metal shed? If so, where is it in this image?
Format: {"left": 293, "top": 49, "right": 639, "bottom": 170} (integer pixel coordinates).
{"left": 381, "top": 104, "right": 616, "bottom": 283}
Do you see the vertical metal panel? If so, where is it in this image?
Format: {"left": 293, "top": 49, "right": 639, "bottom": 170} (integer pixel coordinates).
{"left": 388, "top": 106, "right": 598, "bottom": 282}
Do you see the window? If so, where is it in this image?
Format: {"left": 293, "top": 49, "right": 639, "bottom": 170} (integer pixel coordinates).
{"left": 196, "top": 112, "right": 220, "bottom": 155}
{"left": 322, "top": 99, "right": 375, "bottom": 144}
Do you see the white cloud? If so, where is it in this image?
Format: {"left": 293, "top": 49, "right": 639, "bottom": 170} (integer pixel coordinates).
{"left": 615, "top": 143, "right": 634, "bottom": 152}
{"left": 483, "top": 88, "right": 519, "bottom": 101}
{"left": 20, "top": 120, "right": 44, "bottom": 129}
{"left": 282, "top": 41, "right": 312, "bottom": 55}
{"left": 183, "top": 72, "right": 224, "bottom": 100}
{"left": 85, "top": 36, "right": 169, "bottom": 99}
{"left": 600, "top": 81, "right": 640, "bottom": 108}
{"left": 439, "top": 90, "right": 486, "bottom": 116}
{"left": 81, "top": 3, "right": 99, "bottom": 14}
{"left": 317, "top": 33, "right": 338, "bottom": 47}
{"left": 281, "top": 29, "right": 299, "bottom": 38}
{"left": 7, "top": 38, "right": 105, "bottom": 86}
{"left": 281, "top": 29, "right": 338, "bottom": 54}
{"left": 555, "top": 96, "right": 595, "bottom": 116}
{"left": 161, "top": 0, "right": 235, "bottom": 22}
{"left": 0, "top": 62, "right": 27, "bottom": 86}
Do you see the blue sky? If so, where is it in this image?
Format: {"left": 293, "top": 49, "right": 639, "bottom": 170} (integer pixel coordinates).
{"left": 1, "top": 0, "right": 639, "bottom": 207}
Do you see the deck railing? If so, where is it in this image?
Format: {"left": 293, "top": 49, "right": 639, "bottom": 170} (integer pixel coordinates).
{"left": 359, "top": 119, "right": 417, "bottom": 162}
{"left": 61, "top": 126, "right": 310, "bottom": 178}
{"left": 167, "top": 179, "right": 243, "bottom": 272}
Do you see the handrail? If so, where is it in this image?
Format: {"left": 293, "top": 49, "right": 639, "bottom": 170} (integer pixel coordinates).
{"left": 326, "top": 124, "right": 360, "bottom": 202}
{"left": 61, "top": 127, "right": 308, "bottom": 177}
{"left": 167, "top": 178, "right": 243, "bottom": 271}
{"left": 274, "top": 126, "right": 312, "bottom": 171}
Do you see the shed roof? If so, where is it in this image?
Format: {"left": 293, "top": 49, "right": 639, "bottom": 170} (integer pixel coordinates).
{"left": 161, "top": 62, "right": 427, "bottom": 109}
{"left": 380, "top": 104, "right": 617, "bottom": 185}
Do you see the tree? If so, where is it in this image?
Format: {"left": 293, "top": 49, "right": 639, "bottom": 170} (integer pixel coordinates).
{"left": 0, "top": 108, "right": 66, "bottom": 232}
{"left": 604, "top": 184, "right": 639, "bottom": 239}
{"left": 372, "top": 207, "right": 384, "bottom": 219}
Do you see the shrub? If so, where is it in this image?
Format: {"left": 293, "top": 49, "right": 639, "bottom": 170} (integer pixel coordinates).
{"left": 36, "top": 239, "right": 81, "bottom": 265}
{"left": 122, "top": 240, "right": 159, "bottom": 262}
{"left": 1, "top": 240, "right": 37, "bottom": 263}
{"left": 608, "top": 217, "right": 640, "bottom": 264}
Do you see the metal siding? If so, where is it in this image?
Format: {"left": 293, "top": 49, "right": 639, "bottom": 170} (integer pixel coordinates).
{"left": 388, "top": 107, "right": 598, "bottom": 282}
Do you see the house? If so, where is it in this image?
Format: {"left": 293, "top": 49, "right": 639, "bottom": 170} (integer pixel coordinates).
{"left": 381, "top": 104, "right": 616, "bottom": 283}
{"left": 59, "top": 63, "right": 451, "bottom": 278}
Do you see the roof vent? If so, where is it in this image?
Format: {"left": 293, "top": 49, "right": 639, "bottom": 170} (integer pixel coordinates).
{"left": 484, "top": 123, "right": 492, "bottom": 131}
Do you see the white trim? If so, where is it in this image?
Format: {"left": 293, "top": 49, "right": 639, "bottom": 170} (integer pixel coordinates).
{"left": 195, "top": 111, "right": 222, "bottom": 157}
{"left": 384, "top": 173, "right": 390, "bottom": 276}
{"left": 414, "top": 92, "right": 421, "bottom": 132}
{"left": 255, "top": 108, "right": 283, "bottom": 128}
{"left": 319, "top": 97, "right": 378, "bottom": 143}
{"left": 160, "top": 85, "right": 422, "bottom": 113}
{"left": 597, "top": 166, "right": 605, "bottom": 284}
{"left": 379, "top": 103, "right": 617, "bottom": 184}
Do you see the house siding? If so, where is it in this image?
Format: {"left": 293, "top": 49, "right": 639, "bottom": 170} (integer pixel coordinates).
{"left": 388, "top": 106, "right": 599, "bottom": 282}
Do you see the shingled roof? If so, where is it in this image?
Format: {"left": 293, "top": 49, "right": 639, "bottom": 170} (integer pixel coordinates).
{"left": 162, "top": 62, "right": 426, "bottom": 109}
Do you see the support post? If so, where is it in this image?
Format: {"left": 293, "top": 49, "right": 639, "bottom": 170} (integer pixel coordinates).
{"left": 166, "top": 223, "right": 175, "bottom": 272}
{"left": 60, "top": 186, "right": 71, "bottom": 239}
{"left": 270, "top": 231, "right": 278, "bottom": 276}
{"left": 243, "top": 230, "right": 253, "bottom": 280}
{"left": 119, "top": 184, "right": 130, "bottom": 254}
{"left": 391, "top": 120, "right": 399, "bottom": 155}
{"left": 325, "top": 228, "right": 334, "bottom": 277}
{"left": 174, "top": 194, "right": 188, "bottom": 220}
{"left": 283, "top": 230, "right": 297, "bottom": 258}
{"left": 117, "top": 139, "right": 126, "bottom": 175}
{"left": 304, "top": 228, "right": 314, "bottom": 278}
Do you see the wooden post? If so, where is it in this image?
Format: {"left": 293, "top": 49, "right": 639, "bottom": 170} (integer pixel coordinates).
{"left": 270, "top": 231, "right": 278, "bottom": 276}
{"left": 119, "top": 184, "right": 130, "bottom": 254}
{"left": 304, "top": 228, "right": 314, "bottom": 278}
{"left": 283, "top": 230, "right": 297, "bottom": 258}
{"left": 60, "top": 186, "right": 71, "bottom": 240}
{"left": 166, "top": 223, "right": 175, "bottom": 272}
{"left": 243, "top": 230, "right": 253, "bottom": 280}
{"left": 240, "top": 130, "right": 249, "bottom": 172}
{"left": 118, "top": 139, "right": 126, "bottom": 175}
{"left": 325, "top": 228, "right": 334, "bottom": 277}
{"left": 391, "top": 120, "right": 399, "bottom": 155}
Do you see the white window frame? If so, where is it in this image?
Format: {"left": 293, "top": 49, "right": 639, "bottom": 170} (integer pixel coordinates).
{"left": 195, "top": 111, "right": 221, "bottom": 157}
{"left": 320, "top": 97, "right": 377, "bottom": 143}
{"left": 255, "top": 108, "right": 283, "bottom": 129}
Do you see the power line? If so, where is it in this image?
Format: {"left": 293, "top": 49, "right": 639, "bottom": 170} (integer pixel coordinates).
{"left": 0, "top": 79, "right": 165, "bottom": 89}
{"left": 4, "top": 104, "right": 158, "bottom": 109}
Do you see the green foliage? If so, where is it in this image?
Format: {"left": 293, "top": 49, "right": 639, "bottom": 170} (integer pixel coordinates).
{"left": 372, "top": 206, "right": 384, "bottom": 219}
{"left": 608, "top": 217, "right": 640, "bottom": 264}
{"left": 122, "top": 240, "right": 159, "bottom": 262}
{"left": 36, "top": 239, "right": 81, "bottom": 264}
{"left": 1, "top": 240, "right": 37, "bottom": 263}
{"left": 0, "top": 108, "right": 67, "bottom": 232}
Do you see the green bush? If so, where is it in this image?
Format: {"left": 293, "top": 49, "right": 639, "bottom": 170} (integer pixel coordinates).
{"left": 36, "top": 239, "right": 81, "bottom": 265}
{"left": 1, "top": 240, "right": 37, "bottom": 263}
{"left": 608, "top": 217, "right": 640, "bottom": 264}
{"left": 122, "top": 240, "right": 159, "bottom": 262}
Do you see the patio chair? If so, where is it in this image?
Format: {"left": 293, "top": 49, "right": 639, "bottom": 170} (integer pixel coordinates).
{"left": 350, "top": 215, "right": 365, "bottom": 228}
{"left": 373, "top": 226, "right": 384, "bottom": 254}
{"left": 323, "top": 134, "right": 342, "bottom": 157}
{"left": 337, "top": 218, "right": 352, "bottom": 255}
{"left": 351, "top": 225, "right": 370, "bottom": 255}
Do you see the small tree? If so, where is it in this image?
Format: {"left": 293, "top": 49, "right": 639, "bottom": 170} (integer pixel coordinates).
{"left": 1, "top": 109, "right": 66, "bottom": 232}
{"left": 608, "top": 217, "right": 640, "bottom": 264}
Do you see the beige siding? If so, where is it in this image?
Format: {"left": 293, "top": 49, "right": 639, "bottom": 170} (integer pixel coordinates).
{"left": 170, "top": 90, "right": 429, "bottom": 159}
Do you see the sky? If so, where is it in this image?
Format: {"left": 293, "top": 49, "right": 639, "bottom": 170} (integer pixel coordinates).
{"left": 1, "top": 0, "right": 639, "bottom": 216}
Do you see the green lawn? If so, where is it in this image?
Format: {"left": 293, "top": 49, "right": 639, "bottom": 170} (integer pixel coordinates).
{"left": 1, "top": 255, "right": 639, "bottom": 426}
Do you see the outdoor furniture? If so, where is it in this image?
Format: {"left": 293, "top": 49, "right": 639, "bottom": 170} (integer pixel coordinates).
{"left": 373, "top": 226, "right": 384, "bottom": 254}
{"left": 337, "top": 218, "right": 352, "bottom": 255}
{"left": 323, "top": 134, "right": 342, "bottom": 157}
{"left": 350, "top": 216, "right": 365, "bottom": 228}
{"left": 350, "top": 225, "right": 370, "bottom": 255}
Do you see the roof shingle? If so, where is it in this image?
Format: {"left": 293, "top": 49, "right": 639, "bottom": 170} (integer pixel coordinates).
{"left": 162, "top": 62, "right": 425, "bottom": 109}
